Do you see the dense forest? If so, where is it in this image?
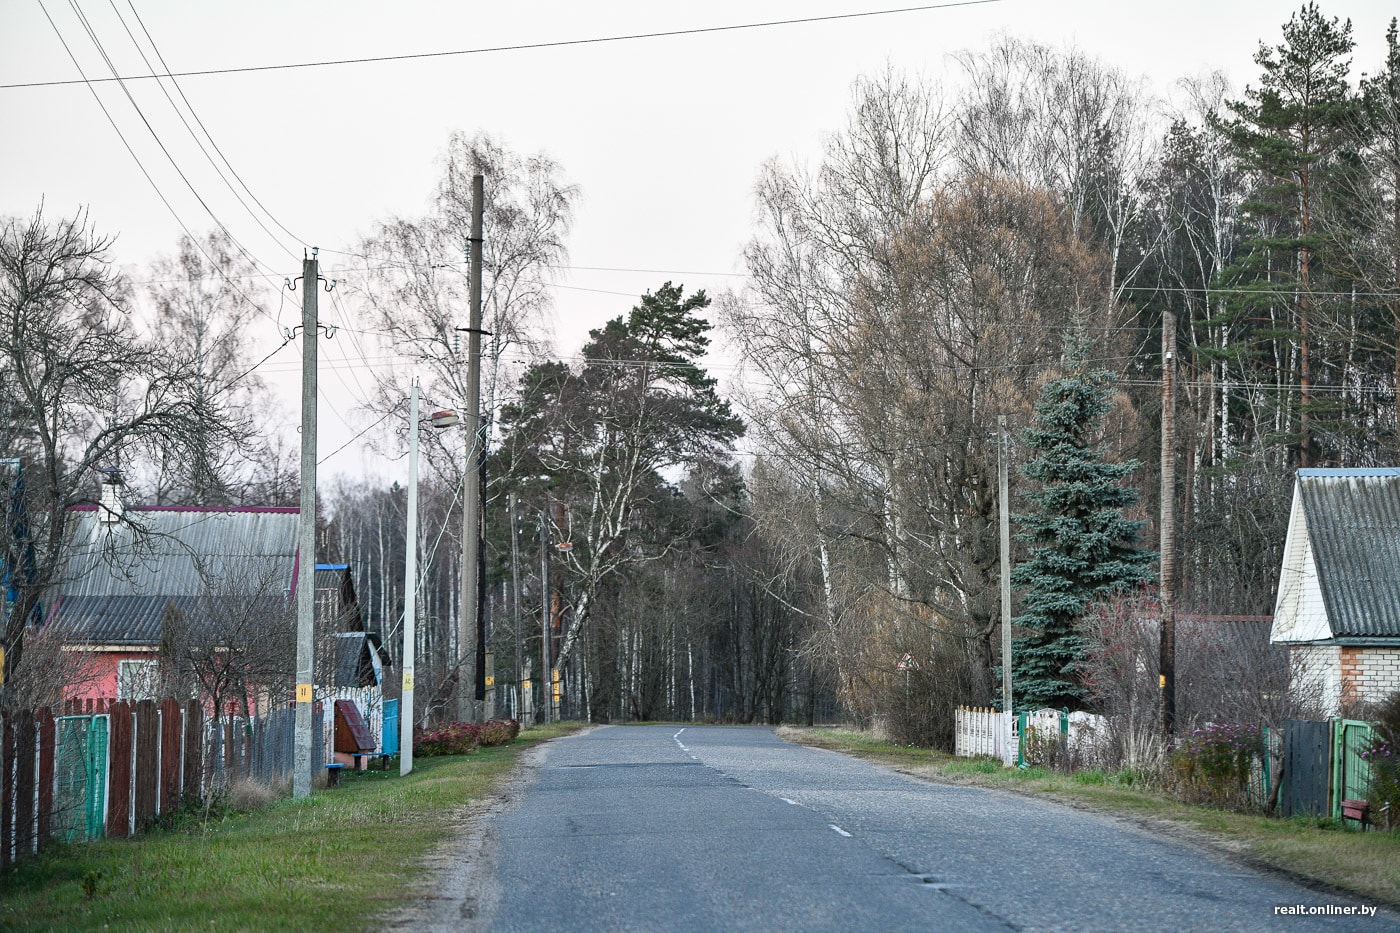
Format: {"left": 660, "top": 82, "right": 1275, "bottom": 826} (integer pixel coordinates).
{"left": 4, "top": 6, "right": 1399, "bottom": 740}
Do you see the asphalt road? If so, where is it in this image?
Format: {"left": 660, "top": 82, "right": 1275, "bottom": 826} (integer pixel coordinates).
{"left": 407, "top": 725, "right": 1398, "bottom": 932}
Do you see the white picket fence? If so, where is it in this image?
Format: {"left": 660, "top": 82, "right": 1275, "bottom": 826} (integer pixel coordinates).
{"left": 954, "top": 706, "right": 1108, "bottom": 767}
{"left": 954, "top": 706, "right": 1016, "bottom": 766}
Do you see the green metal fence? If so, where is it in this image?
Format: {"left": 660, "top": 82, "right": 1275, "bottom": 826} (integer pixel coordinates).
{"left": 52, "top": 715, "right": 108, "bottom": 843}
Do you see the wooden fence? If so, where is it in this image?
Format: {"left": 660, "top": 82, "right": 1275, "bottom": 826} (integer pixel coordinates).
{"left": 0, "top": 698, "right": 329, "bottom": 868}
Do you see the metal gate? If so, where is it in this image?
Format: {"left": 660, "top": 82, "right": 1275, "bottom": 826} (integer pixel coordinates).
{"left": 52, "top": 715, "right": 108, "bottom": 843}
{"left": 1333, "top": 719, "right": 1375, "bottom": 820}
{"left": 1282, "top": 719, "right": 1331, "bottom": 818}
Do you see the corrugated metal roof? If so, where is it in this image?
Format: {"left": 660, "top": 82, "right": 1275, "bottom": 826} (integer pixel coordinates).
{"left": 62, "top": 508, "right": 299, "bottom": 598}
{"left": 1299, "top": 471, "right": 1400, "bottom": 638}
{"left": 48, "top": 593, "right": 201, "bottom": 645}
{"left": 56, "top": 507, "right": 299, "bottom": 645}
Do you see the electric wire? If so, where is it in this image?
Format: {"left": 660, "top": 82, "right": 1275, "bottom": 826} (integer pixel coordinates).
{"left": 43, "top": 0, "right": 288, "bottom": 332}
{"left": 4, "top": 1, "right": 1005, "bottom": 90}
{"left": 67, "top": 0, "right": 288, "bottom": 293}
{"left": 123, "top": 0, "right": 308, "bottom": 252}
{"left": 108, "top": 0, "right": 302, "bottom": 264}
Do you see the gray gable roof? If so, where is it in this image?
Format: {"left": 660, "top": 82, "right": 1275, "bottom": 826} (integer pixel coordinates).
{"left": 1297, "top": 468, "right": 1400, "bottom": 639}
{"left": 51, "top": 506, "right": 300, "bottom": 645}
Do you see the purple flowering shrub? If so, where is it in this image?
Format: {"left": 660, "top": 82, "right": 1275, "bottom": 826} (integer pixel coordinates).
{"left": 414, "top": 721, "right": 481, "bottom": 757}
{"left": 1363, "top": 692, "right": 1400, "bottom": 830}
{"left": 1169, "top": 722, "right": 1263, "bottom": 810}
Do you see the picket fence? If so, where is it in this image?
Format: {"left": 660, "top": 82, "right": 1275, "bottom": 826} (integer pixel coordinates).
{"left": 0, "top": 697, "right": 333, "bottom": 868}
{"left": 954, "top": 705, "right": 1108, "bottom": 768}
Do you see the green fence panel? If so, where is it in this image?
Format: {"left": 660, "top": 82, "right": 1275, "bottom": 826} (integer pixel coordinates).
{"left": 52, "top": 715, "right": 107, "bottom": 844}
{"left": 1332, "top": 719, "right": 1375, "bottom": 821}
{"left": 86, "top": 716, "right": 107, "bottom": 841}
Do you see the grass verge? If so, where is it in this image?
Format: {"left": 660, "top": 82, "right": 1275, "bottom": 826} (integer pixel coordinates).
{"left": 781, "top": 726, "right": 1400, "bottom": 909}
{"left": 0, "top": 722, "right": 582, "bottom": 932}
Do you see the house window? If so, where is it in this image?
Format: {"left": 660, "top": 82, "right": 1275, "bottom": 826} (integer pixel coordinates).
{"left": 117, "top": 659, "right": 161, "bottom": 701}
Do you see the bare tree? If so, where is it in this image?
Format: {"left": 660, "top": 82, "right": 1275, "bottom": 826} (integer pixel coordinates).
{"left": 138, "top": 230, "right": 281, "bottom": 505}
{"left": 347, "top": 131, "right": 578, "bottom": 486}
{"left": 0, "top": 207, "right": 231, "bottom": 692}
{"left": 159, "top": 557, "right": 295, "bottom": 728}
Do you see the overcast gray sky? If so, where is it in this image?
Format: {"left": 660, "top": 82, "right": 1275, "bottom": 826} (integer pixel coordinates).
{"left": 3, "top": 0, "right": 1396, "bottom": 481}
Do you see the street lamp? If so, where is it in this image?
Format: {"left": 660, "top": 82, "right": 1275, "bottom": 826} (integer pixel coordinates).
{"left": 401, "top": 387, "right": 458, "bottom": 776}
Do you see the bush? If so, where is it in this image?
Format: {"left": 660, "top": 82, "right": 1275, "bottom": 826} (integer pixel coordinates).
{"left": 1169, "top": 722, "right": 1263, "bottom": 810}
{"left": 1363, "top": 691, "right": 1400, "bottom": 831}
{"left": 414, "top": 721, "right": 481, "bottom": 757}
{"left": 478, "top": 718, "right": 521, "bottom": 747}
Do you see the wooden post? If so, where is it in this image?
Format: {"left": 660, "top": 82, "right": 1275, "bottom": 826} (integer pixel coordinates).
{"left": 183, "top": 700, "right": 203, "bottom": 803}
{"left": 133, "top": 700, "right": 158, "bottom": 829}
{"left": 106, "top": 702, "right": 133, "bottom": 838}
{"left": 159, "top": 698, "right": 181, "bottom": 816}
{"left": 36, "top": 709, "right": 54, "bottom": 845}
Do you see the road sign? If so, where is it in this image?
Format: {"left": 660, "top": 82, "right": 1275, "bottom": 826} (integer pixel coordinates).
{"left": 896, "top": 653, "right": 914, "bottom": 671}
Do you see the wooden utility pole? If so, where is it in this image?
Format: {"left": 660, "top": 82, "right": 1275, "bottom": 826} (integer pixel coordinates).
{"left": 401, "top": 383, "right": 419, "bottom": 776}
{"left": 539, "top": 507, "right": 551, "bottom": 724}
{"left": 509, "top": 492, "right": 523, "bottom": 718}
{"left": 1159, "top": 308, "right": 1177, "bottom": 737}
{"left": 293, "top": 250, "right": 320, "bottom": 800}
{"left": 458, "top": 173, "right": 485, "bottom": 723}
{"left": 998, "top": 415, "right": 1013, "bottom": 716}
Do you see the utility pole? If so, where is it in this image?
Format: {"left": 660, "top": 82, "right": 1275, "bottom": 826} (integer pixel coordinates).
{"left": 293, "top": 250, "right": 321, "bottom": 800}
{"left": 998, "top": 415, "right": 1013, "bottom": 717}
{"left": 1159, "top": 307, "right": 1178, "bottom": 737}
{"left": 401, "top": 383, "right": 420, "bottom": 776}
{"left": 509, "top": 492, "right": 523, "bottom": 719}
{"left": 458, "top": 173, "right": 485, "bottom": 723}
{"left": 539, "top": 507, "right": 551, "bottom": 725}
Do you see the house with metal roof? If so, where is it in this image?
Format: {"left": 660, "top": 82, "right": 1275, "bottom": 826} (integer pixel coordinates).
{"left": 48, "top": 495, "right": 387, "bottom": 705}
{"left": 1270, "top": 468, "right": 1400, "bottom": 712}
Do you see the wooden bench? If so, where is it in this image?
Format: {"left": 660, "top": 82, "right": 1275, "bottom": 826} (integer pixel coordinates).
{"left": 325, "top": 763, "right": 345, "bottom": 788}
{"left": 351, "top": 752, "right": 394, "bottom": 772}
{"left": 1341, "top": 798, "right": 1371, "bottom": 829}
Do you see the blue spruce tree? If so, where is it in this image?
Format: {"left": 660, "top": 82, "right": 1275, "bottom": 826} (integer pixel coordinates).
{"left": 1011, "top": 354, "right": 1154, "bottom": 711}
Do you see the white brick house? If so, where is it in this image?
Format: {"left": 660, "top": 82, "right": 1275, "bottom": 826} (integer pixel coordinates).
{"left": 1270, "top": 468, "right": 1400, "bottom": 713}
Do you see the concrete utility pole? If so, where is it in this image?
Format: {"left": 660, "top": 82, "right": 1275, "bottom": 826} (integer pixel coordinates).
{"left": 1159, "top": 308, "right": 1178, "bottom": 737}
{"left": 458, "top": 173, "right": 485, "bottom": 723}
{"left": 998, "top": 415, "right": 1013, "bottom": 716}
{"left": 401, "top": 383, "right": 420, "bottom": 776}
{"left": 539, "top": 507, "right": 551, "bottom": 724}
{"left": 293, "top": 250, "right": 321, "bottom": 800}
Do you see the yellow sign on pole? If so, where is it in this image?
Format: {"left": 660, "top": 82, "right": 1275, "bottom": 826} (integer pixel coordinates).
{"left": 402, "top": 673, "right": 415, "bottom": 691}
{"left": 485, "top": 675, "right": 495, "bottom": 688}
{"left": 521, "top": 679, "right": 531, "bottom": 691}
{"left": 296, "top": 683, "right": 313, "bottom": 703}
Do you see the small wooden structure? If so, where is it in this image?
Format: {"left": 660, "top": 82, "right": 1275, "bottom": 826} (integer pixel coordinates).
{"left": 333, "top": 699, "right": 375, "bottom": 770}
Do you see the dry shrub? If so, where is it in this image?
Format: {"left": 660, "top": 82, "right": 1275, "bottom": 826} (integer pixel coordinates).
{"left": 879, "top": 632, "right": 991, "bottom": 749}
{"left": 228, "top": 778, "right": 281, "bottom": 812}
{"left": 1079, "top": 588, "right": 1315, "bottom": 776}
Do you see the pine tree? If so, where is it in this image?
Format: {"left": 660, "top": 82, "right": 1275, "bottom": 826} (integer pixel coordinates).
{"left": 1011, "top": 356, "right": 1154, "bottom": 711}
{"left": 1215, "top": 3, "right": 1360, "bottom": 466}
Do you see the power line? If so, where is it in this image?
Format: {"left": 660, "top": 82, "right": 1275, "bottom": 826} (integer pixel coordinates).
{"left": 123, "top": 1, "right": 307, "bottom": 252}
{"left": 5, "top": 1, "right": 1004, "bottom": 91}
{"left": 108, "top": 0, "right": 301, "bottom": 264}
{"left": 44, "top": 0, "right": 286, "bottom": 330}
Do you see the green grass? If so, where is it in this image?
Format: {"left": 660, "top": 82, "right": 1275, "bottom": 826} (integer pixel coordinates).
{"left": 0, "top": 722, "right": 582, "bottom": 932}
{"left": 781, "top": 726, "right": 1400, "bottom": 908}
